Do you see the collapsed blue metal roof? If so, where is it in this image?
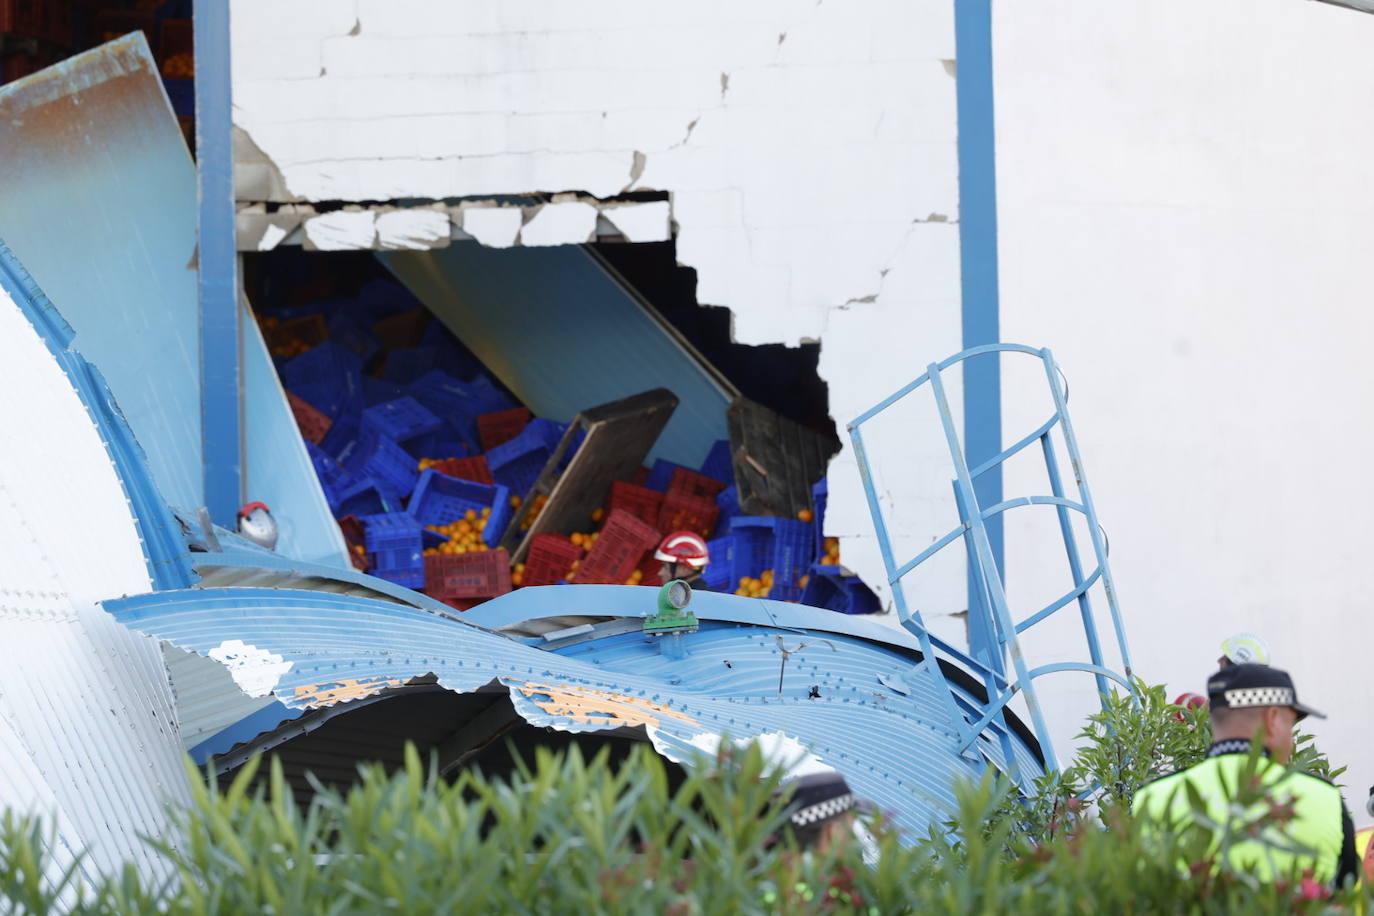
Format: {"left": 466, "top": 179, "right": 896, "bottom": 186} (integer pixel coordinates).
{"left": 105, "top": 583, "right": 1043, "bottom": 836}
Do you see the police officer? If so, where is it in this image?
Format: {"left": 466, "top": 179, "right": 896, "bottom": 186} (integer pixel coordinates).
{"left": 1133, "top": 663, "right": 1360, "bottom": 887}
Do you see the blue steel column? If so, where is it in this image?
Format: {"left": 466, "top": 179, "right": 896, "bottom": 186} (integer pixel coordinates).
{"left": 954, "top": 0, "right": 1004, "bottom": 670}
{"left": 195, "top": 0, "right": 242, "bottom": 525}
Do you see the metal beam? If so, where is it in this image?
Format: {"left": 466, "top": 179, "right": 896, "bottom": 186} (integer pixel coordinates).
{"left": 195, "top": 0, "right": 243, "bottom": 525}
{"left": 954, "top": 0, "right": 1004, "bottom": 669}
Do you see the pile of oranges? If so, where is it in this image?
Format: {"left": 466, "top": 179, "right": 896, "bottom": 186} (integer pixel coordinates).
{"left": 820, "top": 537, "right": 841, "bottom": 567}
{"left": 257, "top": 316, "right": 313, "bottom": 359}
{"left": 422, "top": 508, "right": 492, "bottom": 556}
{"left": 162, "top": 53, "right": 194, "bottom": 79}
{"left": 517, "top": 493, "right": 547, "bottom": 531}
{"left": 735, "top": 569, "right": 775, "bottom": 598}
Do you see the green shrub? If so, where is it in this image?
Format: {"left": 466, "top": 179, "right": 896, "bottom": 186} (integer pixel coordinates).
{"left": 0, "top": 682, "right": 1364, "bottom": 914}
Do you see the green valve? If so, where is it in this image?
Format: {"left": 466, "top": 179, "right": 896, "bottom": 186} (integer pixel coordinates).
{"left": 643, "top": 580, "right": 699, "bottom": 635}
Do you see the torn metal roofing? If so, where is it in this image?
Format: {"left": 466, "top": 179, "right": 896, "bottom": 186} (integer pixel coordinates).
{"left": 105, "top": 583, "right": 1043, "bottom": 836}
{"left": 0, "top": 241, "right": 189, "bottom": 882}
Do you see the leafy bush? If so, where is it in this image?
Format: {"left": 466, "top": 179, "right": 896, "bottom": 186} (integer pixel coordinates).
{"left": 0, "top": 681, "right": 1364, "bottom": 914}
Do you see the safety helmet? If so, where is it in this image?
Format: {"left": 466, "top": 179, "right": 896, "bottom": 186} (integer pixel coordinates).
{"left": 1219, "top": 632, "right": 1270, "bottom": 667}
{"left": 236, "top": 501, "right": 279, "bottom": 551}
{"left": 654, "top": 530, "right": 709, "bottom": 568}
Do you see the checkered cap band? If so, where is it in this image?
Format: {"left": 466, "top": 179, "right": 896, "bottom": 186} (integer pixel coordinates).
{"left": 790, "top": 792, "right": 856, "bottom": 827}
{"left": 1223, "top": 686, "right": 1295, "bottom": 709}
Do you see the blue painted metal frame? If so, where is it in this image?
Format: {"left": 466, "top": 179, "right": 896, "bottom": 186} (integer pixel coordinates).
{"left": 195, "top": 0, "right": 243, "bottom": 526}
{"left": 848, "top": 344, "right": 1132, "bottom": 771}
{"left": 955, "top": 0, "right": 1004, "bottom": 668}
{"left": 0, "top": 240, "right": 194, "bottom": 590}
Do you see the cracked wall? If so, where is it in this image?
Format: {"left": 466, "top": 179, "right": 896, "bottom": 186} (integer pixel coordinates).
{"left": 231, "top": 0, "right": 967, "bottom": 638}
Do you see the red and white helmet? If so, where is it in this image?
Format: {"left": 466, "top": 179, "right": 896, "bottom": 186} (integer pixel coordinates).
{"left": 654, "top": 531, "right": 710, "bottom": 569}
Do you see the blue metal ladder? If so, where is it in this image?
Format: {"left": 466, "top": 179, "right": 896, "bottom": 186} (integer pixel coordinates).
{"left": 848, "top": 344, "right": 1133, "bottom": 776}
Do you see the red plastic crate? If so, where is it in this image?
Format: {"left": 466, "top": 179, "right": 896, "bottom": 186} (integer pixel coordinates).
{"left": 264, "top": 313, "right": 328, "bottom": 358}
{"left": 373, "top": 307, "right": 431, "bottom": 350}
{"left": 477, "top": 407, "right": 531, "bottom": 451}
{"left": 523, "top": 533, "right": 582, "bottom": 587}
{"left": 0, "top": 0, "right": 44, "bottom": 37}
{"left": 287, "top": 391, "right": 333, "bottom": 445}
{"left": 431, "top": 454, "right": 494, "bottom": 485}
{"left": 667, "top": 467, "right": 728, "bottom": 500}
{"left": 424, "top": 548, "right": 512, "bottom": 599}
{"left": 579, "top": 509, "right": 660, "bottom": 585}
{"left": 431, "top": 595, "right": 481, "bottom": 612}
{"left": 46, "top": 0, "right": 72, "bottom": 48}
{"left": 657, "top": 489, "right": 719, "bottom": 539}
{"left": 337, "top": 515, "right": 368, "bottom": 572}
{"left": 606, "top": 481, "right": 663, "bottom": 528}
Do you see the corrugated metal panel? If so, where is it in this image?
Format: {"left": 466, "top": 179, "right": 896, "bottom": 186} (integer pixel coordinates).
{"left": 380, "top": 244, "right": 735, "bottom": 468}
{"left": 162, "top": 645, "right": 281, "bottom": 750}
{"left": 0, "top": 257, "right": 189, "bottom": 880}
{"left": 106, "top": 585, "right": 1044, "bottom": 836}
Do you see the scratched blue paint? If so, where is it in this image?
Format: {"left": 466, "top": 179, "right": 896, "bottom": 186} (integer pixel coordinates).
{"left": 195, "top": 0, "right": 243, "bottom": 526}
{"left": 105, "top": 582, "right": 1044, "bottom": 838}
{"left": 0, "top": 36, "right": 203, "bottom": 513}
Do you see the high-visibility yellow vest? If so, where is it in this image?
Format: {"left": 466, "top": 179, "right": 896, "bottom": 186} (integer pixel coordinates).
{"left": 1132, "top": 750, "right": 1349, "bottom": 885}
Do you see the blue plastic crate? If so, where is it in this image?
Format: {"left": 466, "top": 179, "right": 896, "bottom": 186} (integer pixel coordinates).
{"left": 360, "top": 513, "right": 424, "bottom": 588}
{"left": 713, "top": 485, "right": 741, "bottom": 539}
{"left": 362, "top": 376, "right": 407, "bottom": 407}
{"left": 354, "top": 278, "right": 419, "bottom": 320}
{"left": 729, "top": 516, "right": 815, "bottom": 602}
{"left": 812, "top": 478, "right": 828, "bottom": 563}
{"left": 281, "top": 342, "right": 363, "bottom": 417}
{"left": 327, "top": 313, "right": 381, "bottom": 364}
{"left": 318, "top": 412, "right": 361, "bottom": 462}
{"left": 334, "top": 477, "right": 402, "bottom": 518}
{"left": 703, "top": 536, "right": 734, "bottom": 591}
{"left": 407, "top": 469, "right": 511, "bottom": 547}
{"left": 384, "top": 346, "right": 445, "bottom": 385}
{"left": 305, "top": 441, "right": 350, "bottom": 505}
{"left": 486, "top": 423, "right": 556, "bottom": 496}
{"left": 800, "top": 564, "right": 881, "bottom": 615}
{"left": 162, "top": 78, "right": 193, "bottom": 116}
{"left": 700, "top": 439, "right": 733, "bottom": 486}
{"left": 364, "top": 397, "right": 442, "bottom": 446}
{"left": 406, "top": 370, "right": 510, "bottom": 451}
{"left": 336, "top": 429, "right": 420, "bottom": 501}
{"left": 420, "top": 320, "right": 484, "bottom": 380}
{"left": 645, "top": 459, "right": 689, "bottom": 493}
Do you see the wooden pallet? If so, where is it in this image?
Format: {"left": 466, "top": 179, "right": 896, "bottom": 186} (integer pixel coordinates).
{"left": 501, "top": 388, "right": 678, "bottom": 562}
{"left": 725, "top": 397, "right": 839, "bottom": 518}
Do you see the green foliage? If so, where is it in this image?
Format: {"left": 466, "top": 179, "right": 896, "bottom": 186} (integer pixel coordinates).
{"left": 0, "top": 682, "right": 1362, "bottom": 914}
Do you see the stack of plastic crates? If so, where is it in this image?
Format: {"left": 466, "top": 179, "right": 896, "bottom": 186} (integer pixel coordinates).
{"left": 360, "top": 513, "right": 424, "bottom": 588}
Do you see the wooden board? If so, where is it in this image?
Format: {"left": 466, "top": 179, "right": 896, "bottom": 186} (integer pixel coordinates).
{"left": 502, "top": 388, "right": 679, "bottom": 562}
{"left": 726, "top": 397, "right": 839, "bottom": 518}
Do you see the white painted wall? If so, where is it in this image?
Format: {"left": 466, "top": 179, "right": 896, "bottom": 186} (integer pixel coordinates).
{"left": 232, "top": 0, "right": 1374, "bottom": 807}
{"left": 996, "top": 0, "right": 1374, "bottom": 806}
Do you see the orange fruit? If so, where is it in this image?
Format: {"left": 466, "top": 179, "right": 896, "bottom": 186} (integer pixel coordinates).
{"left": 798, "top": 509, "right": 814, "bottom": 522}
